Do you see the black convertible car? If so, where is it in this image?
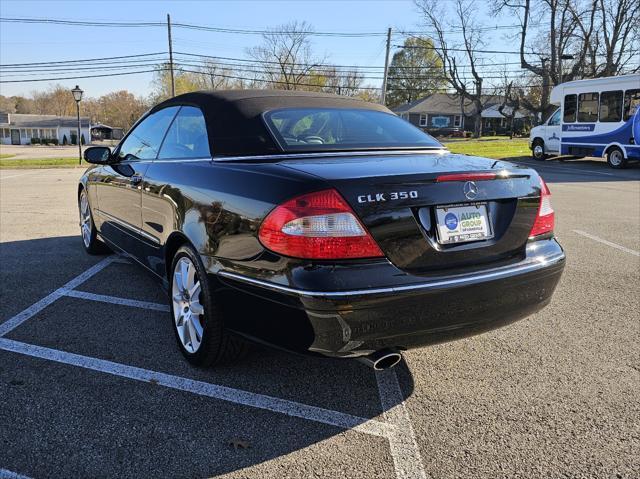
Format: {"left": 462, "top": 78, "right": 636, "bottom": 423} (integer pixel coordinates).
{"left": 79, "top": 90, "right": 565, "bottom": 370}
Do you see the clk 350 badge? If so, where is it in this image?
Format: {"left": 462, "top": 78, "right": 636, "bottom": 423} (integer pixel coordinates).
{"left": 357, "top": 191, "right": 418, "bottom": 203}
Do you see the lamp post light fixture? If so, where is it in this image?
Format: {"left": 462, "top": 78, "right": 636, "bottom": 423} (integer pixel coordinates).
{"left": 71, "top": 85, "right": 84, "bottom": 165}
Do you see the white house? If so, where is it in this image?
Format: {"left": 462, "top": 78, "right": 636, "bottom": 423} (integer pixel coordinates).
{"left": 0, "top": 112, "right": 91, "bottom": 145}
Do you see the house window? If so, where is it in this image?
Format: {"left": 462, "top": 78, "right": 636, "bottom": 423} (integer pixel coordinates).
{"left": 419, "top": 114, "right": 427, "bottom": 127}
{"left": 578, "top": 92, "right": 599, "bottom": 122}
{"left": 453, "top": 115, "right": 462, "bottom": 127}
{"left": 21, "top": 129, "right": 26, "bottom": 138}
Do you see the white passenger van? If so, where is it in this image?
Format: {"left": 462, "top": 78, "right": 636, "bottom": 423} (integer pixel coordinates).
{"left": 529, "top": 74, "right": 640, "bottom": 168}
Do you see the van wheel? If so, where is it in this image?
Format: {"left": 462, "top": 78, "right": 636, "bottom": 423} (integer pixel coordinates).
{"left": 606, "top": 147, "right": 627, "bottom": 169}
{"left": 532, "top": 139, "right": 547, "bottom": 160}
{"left": 170, "top": 244, "right": 249, "bottom": 367}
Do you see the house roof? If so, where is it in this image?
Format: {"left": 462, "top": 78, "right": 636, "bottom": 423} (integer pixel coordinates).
{"left": 391, "top": 93, "right": 530, "bottom": 118}
{"left": 482, "top": 104, "right": 527, "bottom": 119}
{"left": 0, "top": 113, "right": 90, "bottom": 128}
{"left": 91, "top": 123, "right": 123, "bottom": 130}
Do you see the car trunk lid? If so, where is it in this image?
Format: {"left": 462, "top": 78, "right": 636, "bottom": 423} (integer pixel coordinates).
{"left": 279, "top": 151, "right": 541, "bottom": 276}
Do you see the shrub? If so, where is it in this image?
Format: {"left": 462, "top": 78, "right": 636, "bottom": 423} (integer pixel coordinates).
{"left": 81, "top": 134, "right": 86, "bottom": 145}
{"left": 62, "top": 134, "right": 68, "bottom": 145}
{"left": 30, "top": 137, "right": 40, "bottom": 145}
{"left": 42, "top": 139, "right": 50, "bottom": 145}
{"left": 50, "top": 138, "right": 59, "bottom": 146}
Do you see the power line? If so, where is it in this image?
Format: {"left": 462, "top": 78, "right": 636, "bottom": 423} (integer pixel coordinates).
{"left": 0, "top": 68, "right": 166, "bottom": 83}
{"left": 0, "top": 52, "right": 167, "bottom": 68}
{"left": 0, "top": 16, "right": 550, "bottom": 38}
{"left": 173, "top": 51, "right": 544, "bottom": 71}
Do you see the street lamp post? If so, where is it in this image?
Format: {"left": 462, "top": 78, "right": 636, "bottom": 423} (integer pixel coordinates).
{"left": 71, "top": 85, "right": 84, "bottom": 165}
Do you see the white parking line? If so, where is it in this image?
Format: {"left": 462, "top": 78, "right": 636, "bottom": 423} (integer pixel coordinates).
{"left": 0, "top": 256, "right": 116, "bottom": 337}
{"left": 376, "top": 370, "right": 427, "bottom": 479}
{"left": 0, "top": 253, "right": 425, "bottom": 478}
{"left": 0, "top": 469, "right": 32, "bottom": 479}
{"left": 573, "top": 230, "right": 640, "bottom": 257}
{"left": 0, "top": 337, "right": 392, "bottom": 439}
{"left": 64, "top": 290, "right": 170, "bottom": 312}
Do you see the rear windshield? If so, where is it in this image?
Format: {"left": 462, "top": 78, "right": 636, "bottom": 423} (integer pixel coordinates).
{"left": 263, "top": 108, "right": 442, "bottom": 152}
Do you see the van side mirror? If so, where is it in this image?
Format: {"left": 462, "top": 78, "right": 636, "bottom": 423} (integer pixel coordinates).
{"left": 84, "top": 146, "right": 112, "bottom": 164}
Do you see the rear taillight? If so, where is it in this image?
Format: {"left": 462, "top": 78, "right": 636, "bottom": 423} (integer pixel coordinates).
{"left": 529, "top": 178, "right": 555, "bottom": 238}
{"left": 258, "top": 189, "right": 384, "bottom": 259}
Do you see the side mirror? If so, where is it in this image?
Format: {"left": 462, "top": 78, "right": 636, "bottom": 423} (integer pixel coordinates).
{"left": 84, "top": 146, "right": 112, "bottom": 164}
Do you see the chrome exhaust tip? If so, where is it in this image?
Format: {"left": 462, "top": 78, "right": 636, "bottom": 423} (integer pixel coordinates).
{"left": 356, "top": 349, "right": 402, "bottom": 370}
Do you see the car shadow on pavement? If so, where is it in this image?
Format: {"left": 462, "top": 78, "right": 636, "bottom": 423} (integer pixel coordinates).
{"left": 0, "top": 235, "right": 414, "bottom": 478}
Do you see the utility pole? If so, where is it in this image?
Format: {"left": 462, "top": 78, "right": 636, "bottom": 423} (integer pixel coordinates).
{"left": 380, "top": 27, "right": 392, "bottom": 106}
{"left": 167, "top": 13, "right": 175, "bottom": 97}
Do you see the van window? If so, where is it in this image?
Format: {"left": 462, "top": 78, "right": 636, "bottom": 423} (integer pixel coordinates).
{"left": 623, "top": 89, "right": 640, "bottom": 121}
{"left": 599, "top": 91, "right": 623, "bottom": 122}
{"left": 563, "top": 95, "right": 577, "bottom": 122}
{"left": 548, "top": 109, "right": 561, "bottom": 126}
{"left": 577, "top": 93, "right": 599, "bottom": 122}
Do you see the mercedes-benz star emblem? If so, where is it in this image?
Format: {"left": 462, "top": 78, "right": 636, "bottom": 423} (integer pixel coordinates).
{"left": 463, "top": 181, "right": 478, "bottom": 200}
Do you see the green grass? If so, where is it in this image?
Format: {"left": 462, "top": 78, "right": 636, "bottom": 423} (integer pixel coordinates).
{"left": 0, "top": 157, "right": 86, "bottom": 169}
{"left": 0, "top": 154, "right": 16, "bottom": 159}
{"left": 443, "top": 138, "right": 531, "bottom": 159}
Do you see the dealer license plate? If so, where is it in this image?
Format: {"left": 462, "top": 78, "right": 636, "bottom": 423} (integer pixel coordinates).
{"left": 435, "top": 203, "right": 493, "bottom": 244}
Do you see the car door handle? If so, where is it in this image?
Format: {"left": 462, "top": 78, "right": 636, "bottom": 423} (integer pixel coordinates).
{"left": 130, "top": 174, "right": 143, "bottom": 185}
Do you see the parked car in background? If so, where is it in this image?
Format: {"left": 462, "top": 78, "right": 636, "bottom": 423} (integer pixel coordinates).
{"left": 530, "top": 74, "right": 640, "bottom": 168}
{"left": 79, "top": 90, "right": 565, "bottom": 370}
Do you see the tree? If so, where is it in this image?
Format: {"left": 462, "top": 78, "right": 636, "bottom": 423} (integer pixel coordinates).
{"left": 248, "top": 21, "right": 326, "bottom": 90}
{"left": 97, "top": 91, "right": 148, "bottom": 131}
{"left": 493, "top": 0, "right": 640, "bottom": 117}
{"left": 317, "top": 67, "right": 365, "bottom": 96}
{"left": 150, "top": 64, "right": 203, "bottom": 103}
{"left": 30, "top": 84, "right": 76, "bottom": 116}
{"left": 417, "top": 0, "right": 493, "bottom": 137}
{"left": 0, "top": 96, "right": 18, "bottom": 113}
{"left": 386, "top": 37, "right": 446, "bottom": 107}
{"left": 497, "top": 79, "right": 522, "bottom": 138}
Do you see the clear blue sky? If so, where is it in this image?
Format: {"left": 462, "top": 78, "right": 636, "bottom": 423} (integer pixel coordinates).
{"left": 0, "top": 0, "right": 509, "bottom": 99}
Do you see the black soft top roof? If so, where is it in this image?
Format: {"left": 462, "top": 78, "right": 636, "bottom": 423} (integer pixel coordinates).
{"left": 153, "top": 89, "right": 392, "bottom": 157}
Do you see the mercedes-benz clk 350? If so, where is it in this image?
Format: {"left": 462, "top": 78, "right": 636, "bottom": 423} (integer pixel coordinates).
{"left": 79, "top": 90, "right": 565, "bottom": 370}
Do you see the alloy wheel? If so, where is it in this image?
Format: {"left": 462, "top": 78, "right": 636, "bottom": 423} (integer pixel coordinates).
{"left": 79, "top": 190, "right": 92, "bottom": 248}
{"left": 172, "top": 257, "right": 205, "bottom": 353}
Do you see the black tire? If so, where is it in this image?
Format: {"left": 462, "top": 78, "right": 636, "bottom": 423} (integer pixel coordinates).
{"left": 532, "top": 139, "right": 547, "bottom": 161}
{"left": 169, "top": 244, "right": 249, "bottom": 367}
{"left": 78, "top": 188, "right": 110, "bottom": 255}
{"left": 606, "top": 146, "right": 627, "bottom": 169}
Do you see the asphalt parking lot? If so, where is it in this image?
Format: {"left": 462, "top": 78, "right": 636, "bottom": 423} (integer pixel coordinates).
{"left": 1, "top": 158, "right": 639, "bottom": 479}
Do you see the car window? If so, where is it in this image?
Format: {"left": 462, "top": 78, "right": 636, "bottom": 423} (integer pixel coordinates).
{"left": 117, "top": 106, "right": 179, "bottom": 161}
{"left": 548, "top": 109, "right": 561, "bottom": 126}
{"left": 264, "top": 108, "right": 441, "bottom": 152}
{"left": 158, "top": 106, "right": 211, "bottom": 160}
{"left": 623, "top": 89, "right": 640, "bottom": 121}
